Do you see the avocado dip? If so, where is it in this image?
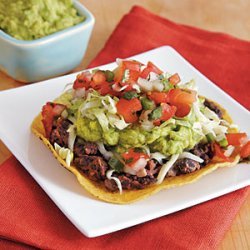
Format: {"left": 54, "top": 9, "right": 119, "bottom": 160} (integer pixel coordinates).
{"left": 0, "top": 0, "right": 85, "bottom": 40}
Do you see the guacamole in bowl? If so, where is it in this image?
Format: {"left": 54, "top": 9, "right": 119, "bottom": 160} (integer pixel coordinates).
{"left": 0, "top": 0, "right": 85, "bottom": 40}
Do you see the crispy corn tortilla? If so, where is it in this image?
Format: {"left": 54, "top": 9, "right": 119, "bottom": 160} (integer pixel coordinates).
{"left": 31, "top": 100, "right": 240, "bottom": 204}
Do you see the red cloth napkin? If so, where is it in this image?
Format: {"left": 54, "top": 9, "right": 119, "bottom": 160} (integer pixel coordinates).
{"left": 1, "top": 6, "right": 250, "bottom": 250}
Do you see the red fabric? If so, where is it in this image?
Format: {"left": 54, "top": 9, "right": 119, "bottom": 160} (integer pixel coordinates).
{"left": 0, "top": 6, "right": 250, "bottom": 250}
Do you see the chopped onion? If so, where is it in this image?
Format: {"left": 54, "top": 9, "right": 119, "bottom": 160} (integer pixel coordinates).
{"left": 178, "top": 152, "right": 204, "bottom": 163}
{"left": 224, "top": 145, "right": 235, "bottom": 157}
{"left": 67, "top": 125, "right": 76, "bottom": 151}
{"left": 74, "top": 88, "right": 86, "bottom": 98}
{"left": 156, "top": 154, "right": 179, "bottom": 184}
{"left": 152, "top": 80, "right": 164, "bottom": 92}
{"left": 137, "top": 77, "right": 153, "bottom": 92}
{"left": 106, "top": 170, "right": 122, "bottom": 194}
{"left": 136, "top": 168, "right": 147, "bottom": 177}
{"left": 112, "top": 83, "right": 128, "bottom": 92}
{"left": 97, "top": 142, "right": 113, "bottom": 160}
{"left": 140, "top": 120, "right": 154, "bottom": 131}
{"left": 123, "top": 158, "right": 148, "bottom": 175}
{"left": 150, "top": 152, "right": 167, "bottom": 165}
{"left": 149, "top": 72, "right": 159, "bottom": 81}
{"left": 132, "top": 83, "right": 141, "bottom": 93}
{"left": 139, "top": 110, "right": 154, "bottom": 131}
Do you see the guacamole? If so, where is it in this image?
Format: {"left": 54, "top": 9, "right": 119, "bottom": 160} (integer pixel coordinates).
{"left": 0, "top": 0, "right": 85, "bottom": 40}
{"left": 55, "top": 90, "right": 203, "bottom": 156}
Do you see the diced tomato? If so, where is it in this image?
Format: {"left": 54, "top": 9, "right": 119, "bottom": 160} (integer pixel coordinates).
{"left": 116, "top": 98, "right": 142, "bottom": 123}
{"left": 168, "top": 89, "right": 197, "bottom": 106}
{"left": 126, "top": 70, "right": 140, "bottom": 84}
{"left": 91, "top": 71, "right": 106, "bottom": 86}
{"left": 114, "top": 62, "right": 126, "bottom": 83}
{"left": 175, "top": 103, "right": 191, "bottom": 117}
{"left": 73, "top": 71, "right": 92, "bottom": 89}
{"left": 167, "top": 89, "right": 196, "bottom": 117}
{"left": 122, "top": 148, "right": 149, "bottom": 166}
{"left": 240, "top": 141, "right": 250, "bottom": 158}
{"left": 168, "top": 73, "right": 181, "bottom": 85}
{"left": 96, "top": 82, "right": 117, "bottom": 96}
{"left": 148, "top": 91, "right": 169, "bottom": 104}
{"left": 140, "top": 61, "right": 163, "bottom": 79}
{"left": 140, "top": 67, "right": 151, "bottom": 79}
{"left": 212, "top": 143, "right": 233, "bottom": 162}
{"left": 153, "top": 119, "right": 161, "bottom": 126}
{"left": 114, "top": 60, "right": 142, "bottom": 86}
{"left": 160, "top": 103, "right": 176, "bottom": 121}
{"left": 123, "top": 60, "right": 143, "bottom": 71}
{"left": 147, "top": 61, "right": 163, "bottom": 75}
{"left": 226, "top": 133, "right": 247, "bottom": 146}
{"left": 41, "top": 102, "right": 66, "bottom": 138}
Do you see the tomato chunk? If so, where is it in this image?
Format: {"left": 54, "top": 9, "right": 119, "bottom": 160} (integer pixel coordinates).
{"left": 91, "top": 71, "right": 106, "bottom": 86}
{"left": 116, "top": 98, "right": 142, "bottom": 123}
{"left": 226, "top": 133, "right": 247, "bottom": 146}
{"left": 168, "top": 89, "right": 196, "bottom": 106}
{"left": 212, "top": 143, "right": 233, "bottom": 162}
{"left": 114, "top": 62, "right": 126, "bottom": 83}
{"left": 140, "top": 67, "right": 151, "bottom": 79}
{"left": 148, "top": 91, "right": 169, "bottom": 104}
{"left": 73, "top": 71, "right": 92, "bottom": 89}
{"left": 122, "top": 148, "right": 148, "bottom": 166}
{"left": 147, "top": 61, "right": 163, "bottom": 75}
{"left": 174, "top": 103, "right": 191, "bottom": 117}
{"left": 167, "top": 89, "right": 196, "bottom": 117}
{"left": 114, "top": 60, "right": 141, "bottom": 85}
{"left": 41, "top": 102, "right": 66, "bottom": 138}
{"left": 96, "top": 82, "right": 117, "bottom": 96}
{"left": 160, "top": 103, "right": 176, "bottom": 121}
{"left": 168, "top": 73, "right": 181, "bottom": 85}
{"left": 240, "top": 141, "right": 250, "bottom": 158}
{"left": 140, "top": 61, "right": 163, "bottom": 79}
{"left": 123, "top": 60, "right": 143, "bottom": 71}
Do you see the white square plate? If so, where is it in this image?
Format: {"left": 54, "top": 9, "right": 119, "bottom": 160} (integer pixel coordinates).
{"left": 0, "top": 46, "right": 249, "bottom": 237}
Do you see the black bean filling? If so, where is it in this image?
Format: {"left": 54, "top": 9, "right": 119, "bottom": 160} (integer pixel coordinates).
{"left": 50, "top": 118, "right": 214, "bottom": 192}
{"left": 204, "top": 99, "right": 223, "bottom": 119}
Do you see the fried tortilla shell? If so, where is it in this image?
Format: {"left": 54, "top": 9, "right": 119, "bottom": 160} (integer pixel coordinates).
{"left": 31, "top": 100, "right": 240, "bottom": 204}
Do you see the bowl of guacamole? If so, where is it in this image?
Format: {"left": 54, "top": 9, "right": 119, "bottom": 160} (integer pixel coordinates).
{"left": 0, "top": 0, "right": 95, "bottom": 82}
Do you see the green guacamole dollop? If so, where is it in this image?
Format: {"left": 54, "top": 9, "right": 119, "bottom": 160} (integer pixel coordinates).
{"left": 0, "top": 0, "right": 85, "bottom": 40}
{"left": 55, "top": 91, "right": 203, "bottom": 156}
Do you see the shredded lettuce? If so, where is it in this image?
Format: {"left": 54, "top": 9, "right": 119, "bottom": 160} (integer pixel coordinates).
{"left": 80, "top": 91, "right": 129, "bottom": 131}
